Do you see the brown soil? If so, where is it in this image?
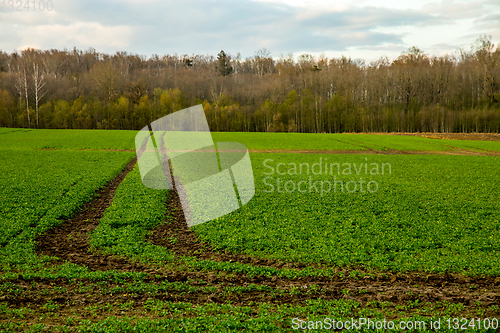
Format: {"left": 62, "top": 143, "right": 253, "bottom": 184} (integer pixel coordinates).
{"left": 249, "top": 148, "right": 500, "bottom": 156}
{"left": 2, "top": 272, "right": 499, "bottom": 327}
{"left": 403, "top": 132, "right": 500, "bottom": 141}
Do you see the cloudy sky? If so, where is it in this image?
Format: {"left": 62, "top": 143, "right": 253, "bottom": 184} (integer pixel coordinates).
{"left": 1, "top": 0, "right": 499, "bottom": 61}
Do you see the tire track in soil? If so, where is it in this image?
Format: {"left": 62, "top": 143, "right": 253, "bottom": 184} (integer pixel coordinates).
{"left": 247, "top": 149, "right": 500, "bottom": 156}
{"left": 35, "top": 157, "right": 153, "bottom": 273}
{"left": 2, "top": 273, "right": 500, "bottom": 315}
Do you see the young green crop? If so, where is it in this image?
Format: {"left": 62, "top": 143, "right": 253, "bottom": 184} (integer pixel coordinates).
{"left": 211, "top": 132, "right": 500, "bottom": 152}
{"left": 429, "top": 138, "right": 500, "bottom": 152}
{"left": 334, "top": 134, "right": 456, "bottom": 151}
{"left": 0, "top": 128, "right": 137, "bottom": 150}
{"left": 211, "top": 132, "right": 367, "bottom": 151}
{"left": 0, "top": 128, "right": 137, "bottom": 273}
{"left": 3, "top": 128, "right": 499, "bottom": 152}
{"left": 90, "top": 165, "right": 173, "bottom": 261}
{"left": 2, "top": 129, "right": 500, "bottom": 330}
{"left": 193, "top": 153, "right": 500, "bottom": 276}
{"left": 0, "top": 149, "right": 134, "bottom": 271}
{"left": 89, "top": 165, "right": 356, "bottom": 279}
{"left": 90, "top": 149, "right": 500, "bottom": 277}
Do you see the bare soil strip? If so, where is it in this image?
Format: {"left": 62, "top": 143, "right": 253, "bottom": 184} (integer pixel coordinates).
{"left": 3, "top": 270, "right": 500, "bottom": 314}
{"left": 405, "top": 133, "right": 500, "bottom": 141}
{"left": 248, "top": 148, "right": 500, "bottom": 156}
{"left": 4, "top": 281, "right": 496, "bottom": 328}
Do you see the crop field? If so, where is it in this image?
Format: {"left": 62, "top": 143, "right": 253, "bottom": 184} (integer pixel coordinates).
{"left": 0, "top": 128, "right": 137, "bottom": 151}
{"left": 1, "top": 129, "right": 500, "bottom": 332}
{"left": 210, "top": 132, "right": 500, "bottom": 152}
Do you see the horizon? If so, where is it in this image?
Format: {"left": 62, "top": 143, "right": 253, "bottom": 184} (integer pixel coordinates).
{"left": 2, "top": 37, "right": 496, "bottom": 65}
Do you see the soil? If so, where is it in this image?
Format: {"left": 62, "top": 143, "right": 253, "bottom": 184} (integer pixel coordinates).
{"left": 403, "top": 132, "right": 500, "bottom": 141}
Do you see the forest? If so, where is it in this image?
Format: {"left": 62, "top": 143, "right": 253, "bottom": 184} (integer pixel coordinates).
{"left": 0, "top": 35, "right": 499, "bottom": 133}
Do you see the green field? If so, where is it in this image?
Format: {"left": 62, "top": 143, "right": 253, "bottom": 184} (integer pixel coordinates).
{"left": 2, "top": 128, "right": 500, "bottom": 152}
{"left": 1, "top": 129, "right": 500, "bottom": 332}
{"left": 0, "top": 128, "right": 137, "bottom": 150}
{"left": 196, "top": 154, "right": 500, "bottom": 274}
{"left": 211, "top": 132, "right": 500, "bottom": 152}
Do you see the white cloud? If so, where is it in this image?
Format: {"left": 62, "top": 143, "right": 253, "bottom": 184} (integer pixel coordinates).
{"left": 0, "top": 0, "right": 498, "bottom": 60}
{"left": 3, "top": 22, "right": 135, "bottom": 52}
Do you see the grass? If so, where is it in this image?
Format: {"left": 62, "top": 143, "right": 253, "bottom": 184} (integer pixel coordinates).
{"left": 90, "top": 165, "right": 170, "bottom": 261}
{"left": 88, "top": 149, "right": 500, "bottom": 276}
{"left": 432, "top": 138, "right": 500, "bottom": 152}
{"left": 212, "top": 132, "right": 500, "bottom": 152}
{"left": 212, "top": 132, "right": 367, "bottom": 151}
{"left": 2, "top": 127, "right": 500, "bottom": 152}
{"left": 334, "top": 134, "right": 457, "bottom": 151}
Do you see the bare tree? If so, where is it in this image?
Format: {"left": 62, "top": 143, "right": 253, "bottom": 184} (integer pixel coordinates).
{"left": 12, "top": 59, "right": 30, "bottom": 127}
{"left": 91, "top": 60, "right": 119, "bottom": 102}
{"left": 32, "top": 61, "right": 47, "bottom": 128}
{"left": 251, "top": 48, "right": 274, "bottom": 76}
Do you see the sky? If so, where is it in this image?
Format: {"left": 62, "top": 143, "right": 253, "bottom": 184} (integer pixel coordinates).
{"left": 0, "top": 0, "right": 499, "bottom": 61}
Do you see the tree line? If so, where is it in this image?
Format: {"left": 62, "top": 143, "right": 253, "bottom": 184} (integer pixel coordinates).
{"left": 0, "top": 36, "right": 499, "bottom": 133}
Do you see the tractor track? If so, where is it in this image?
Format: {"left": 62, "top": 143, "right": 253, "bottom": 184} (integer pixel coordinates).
{"left": 35, "top": 157, "right": 152, "bottom": 273}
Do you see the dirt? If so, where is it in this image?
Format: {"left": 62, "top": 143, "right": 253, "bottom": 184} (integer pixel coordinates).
{"left": 2, "top": 269, "right": 500, "bottom": 327}
{"left": 3, "top": 262, "right": 500, "bottom": 322}
{"left": 402, "top": 132, "right": 500, "bottom": 141}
